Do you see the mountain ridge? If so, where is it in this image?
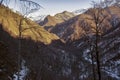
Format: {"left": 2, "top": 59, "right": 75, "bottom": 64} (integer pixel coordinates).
{"left": 0, "top": 3, "right": 120, "bottom": 80}
{"left": 39, "top": 11, "right": 75, "bottom": 31}
{"left": 46, "top": 6, "right": 120, "bottom": 42}
{"left": 0, "top": 5, "right": 59, "bottom": 44}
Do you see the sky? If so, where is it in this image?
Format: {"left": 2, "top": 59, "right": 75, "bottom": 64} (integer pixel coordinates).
{"left": 8, "top": 0, "right": 100, "bottom": 16}
{"left": 32, "top": 0, "right": 99, "bottom": 16}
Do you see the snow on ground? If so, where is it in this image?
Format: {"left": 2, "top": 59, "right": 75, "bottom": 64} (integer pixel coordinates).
{"left": 104, "top": 70, "right": 120, "bottom": 80}
{"left": 13, "top": 60, "right": 29, "bottom": 80}
{"left": 103, "top": 60, "right": 120, "bottom": 80}
{"left": 0, "top": 69, "right": 2, "bottom": 72}
{"left": 115, "top": 60, "right": 120, "bottom": 64}
{"left": 79, "top": 72, "right": 89, "bottom": 80}
{"left": 77, "top": 42, "right": 84, "bottom": 47}
{"left": 83, "top": 49, "right": 93, "bottom": 63}
{"left": 62, "top": 68, "right": 71, "bottom": 76}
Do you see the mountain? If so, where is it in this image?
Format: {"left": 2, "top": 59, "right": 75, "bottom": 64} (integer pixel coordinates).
{"left": 54, "top": 11, "right": 75, "bottom": 22}
{"left": 0, "top": 5, "right": 59, "bottom": 44}
{"left": 39, "top": 11, "right": 75, "bottom": 31}
{"left": 67, "top": 22, "right": 120, "bottom": 80}
{"left": 49, "top": 14, "right": 109, "bottom": 41}
{"left": 1, "top": 3, "right": 120, "bottom": 80}
{"left": 36, "top": 6, "right": 120, "bottom": 79}
{"left": 48, "top": 6, "right": 120, "bottom": 42}
{"left": 0, "top": 5, "right": 60, "bottom": 79}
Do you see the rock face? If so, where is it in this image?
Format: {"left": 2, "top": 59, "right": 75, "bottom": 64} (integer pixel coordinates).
{"left": 0, "top": 4, "right": 120, "bottom": 80}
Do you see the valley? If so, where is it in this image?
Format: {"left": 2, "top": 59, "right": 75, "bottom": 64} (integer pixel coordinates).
{"left": 0, "top": 0, "right": 120, "bottom": 80}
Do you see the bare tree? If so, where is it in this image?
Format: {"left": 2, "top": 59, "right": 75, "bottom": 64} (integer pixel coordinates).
{"left": 0, "top": 0, "right": 4, "bottom": 4}
{"left": 14, "top": 0, "right": 42, "bottom": 80}
{"left": 88, "top": 1, "right": 120, "bottom": 79}
{"left": 0, "top": 0, "right": 10, "bottom": 6}
{"left": 103, "top": 0, "right": 113, "bottom": 8}
{"left": 86, "top": 1, "right": 109, "bottom": 80}
{"left": 80, "top": 20, "right": 96, "bottom": 80}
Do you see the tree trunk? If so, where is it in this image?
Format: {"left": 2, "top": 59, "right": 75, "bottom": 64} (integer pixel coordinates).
{"left": 17, "top": 18, "right": 23, "bottom": 80}
{"left": 90, "top": 49, "right": 96, "bottom": 80}
{"left": 95, "top": 30, "right": 101, "bottom": 80}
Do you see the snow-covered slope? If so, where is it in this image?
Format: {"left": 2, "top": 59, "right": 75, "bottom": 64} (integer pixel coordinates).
{"left": 73, "top": 9, "right": 87, "bottom": 15}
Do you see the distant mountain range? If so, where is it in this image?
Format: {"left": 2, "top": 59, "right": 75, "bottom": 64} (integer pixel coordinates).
{"left": 30, "top": 9, "right": 87, "bottom": 23}
{"left": 39, "top": 6, "right": 120, "bottom": 42}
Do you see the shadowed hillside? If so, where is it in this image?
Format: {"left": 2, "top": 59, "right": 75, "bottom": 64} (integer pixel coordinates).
{"left": 1, "top": 19, "right": 120, "bottom": 80}
{"left": 43, "top": 6, "right": 120, "bottom": 42}
{"left": 0, "top": 2, "right": 120, "bottom": 80}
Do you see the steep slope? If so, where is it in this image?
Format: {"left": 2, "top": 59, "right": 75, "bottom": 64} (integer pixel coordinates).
{"left": 54, "top": 11, "right": 75, "bottom": 22}
{"left": 39, "top": 11, "right": 75, "bottom": 31}
{"left": 0, "top": 5, "right": 61, "bottom": 79}
{"left": 0, "top": 5, "right": 59, "bottom": 44}
{"left": 49, "top": 6, "right": 120, "bottom": 42}
{"left": 68, "top": 22, "right": 120, "bottom": 80}
{"left": 40, "top": 15, "right": 58, "bottom": 27}
{"left": 0, "top": 4, "right": 120, "bottom": 80}
{"left": 50, "top": 14, "right": 111, "bottom": 41}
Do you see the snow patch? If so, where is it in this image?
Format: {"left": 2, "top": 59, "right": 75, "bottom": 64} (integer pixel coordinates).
{"left": 104, "top": 70, "right": 120, "bottom": 79}
{"left": 62, "top": 68, "right": 71, "bottom": 76}
{"left": 83, "top": 49, "right": 90, "bottom": 54}
{"left": 82, "top": 49, "right": 97, "bottom": 64}
{"left": 0, "top": 69, "right": 2, "bottom": 72}
{"left": 77, "top": 42, "right": 84, "bottom": 47}
{"left": 79, "top": 72, "right": 89, "bottom": 79}
{"left": 115, "top": 60, "right": 120, "bottom": 65}
{"left": 13, "top": 60, "right": 28, "bottom": 80}
{"left": 103, "top": 61, "right": 120, "bottom": 80}
{"left": 61, "top": 50, "right": 65, "bottom": 53}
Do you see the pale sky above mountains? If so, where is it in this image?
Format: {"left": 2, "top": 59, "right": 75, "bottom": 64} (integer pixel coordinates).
{"left": 9, "top": 0, "right": 100, "bottom": 16}
{"left": 32, "top": 0, "right": 99, "bottom": 16}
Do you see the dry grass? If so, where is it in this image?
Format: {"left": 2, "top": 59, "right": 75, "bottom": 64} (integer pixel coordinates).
{"left": 0, "top": 5, "right": 59, "bottom": 44}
